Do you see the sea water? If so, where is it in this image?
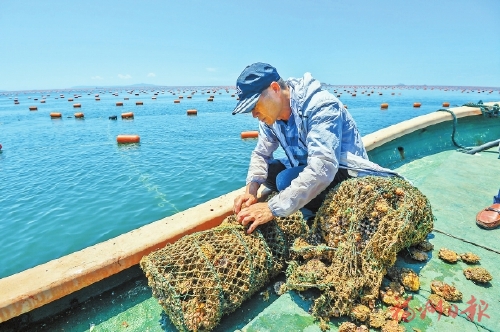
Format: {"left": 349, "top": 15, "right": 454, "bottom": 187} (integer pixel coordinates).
{"left": 0, "top": 85, "right": 498, "bottom": 278}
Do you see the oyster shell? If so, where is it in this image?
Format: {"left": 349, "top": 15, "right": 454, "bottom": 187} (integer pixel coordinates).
{"left": 369, "top": 310, "right": 386, "bottom": 328}
{"left": 438, "top": 248, "right": 459, "bottom": 263}
{"left": 381, "top": 320, "right": 405, "bottom": 332}
{"left": 351, "top": 304, "right": 371, "bottom": 322}
{"left": 339, "top": 321, "right": 358, "bottom": 332}
{"left": 428, "top": 294, "right": 451, "bottom": 316}
{"left": 430, "top": 280, "right": 462, "bottom": 302}
{"left": 409, "top": 247, "right": 428, "bottom": 261}
{"left": 463, "top": 267, "right": 492, "bottom": 283}
{"left": 416, "top": 240, "right": 434, "bottom": 252}
{"left": 460, "top": 252, "right": 480, "bottom": 264}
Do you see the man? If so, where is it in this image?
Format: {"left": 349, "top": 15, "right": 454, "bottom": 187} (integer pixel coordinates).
{"left": 232, "top": 63, "right": 396, "bottom": 234}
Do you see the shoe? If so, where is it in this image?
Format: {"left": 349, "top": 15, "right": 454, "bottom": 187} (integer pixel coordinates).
{"left": 476, "top": 203, "right": 500, "bottom": 229}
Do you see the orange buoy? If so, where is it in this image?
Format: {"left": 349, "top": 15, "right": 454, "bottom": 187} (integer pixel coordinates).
{"left": 174, "top": 100, "right": 180, "bottom": 103}
{"left": 29, "top": 106, "right": 37, "bottom": 111}
{"left": 116, "top": 102, "right": 124, "bottom": 106}
{"left": 74, "top": 112, "right": 84, "bottom": 118}
{"left": 136, "top": 101, "right": 143, "bottom": 105}
{"left": 207, "top": 98, "right": 214, "bottom": 102}
{"left": 442, "top": 102, "right": 450, "bottom": 107}
{"left": 73, "top": 103, "right": 81, "bottom": 108}
{"left": 187, "top": 109, "right": 198, "bottom": 115}
{"left": 241, "top": 131, "right": 258, "bottom": 139}
{"left": 187, "top": 95, "right": 192, "bottom": 99}
{"left": 121, "top": 112, "right": 134, "bottom": 119}
{"left": 381, "top": 103, "right": 389, "bottom": 109}
{"left": 117, "top": 135, "right": 140, "bottom": 144}
{"left": 50, "top": 112, "right": 62, "bottom": 118}
{"left": 179, "top": 96, "right": 183, "bottom": 99}
{"left": 413, "top": 102, "right": 421, "bottom": 108}
{"left": 351, "top": 93, "right": 356, "bottom": 97}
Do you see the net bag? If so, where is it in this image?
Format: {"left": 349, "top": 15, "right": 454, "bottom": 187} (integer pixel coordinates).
{"left": 140, "top": 212, "right": 308, "bottom": 331}
{"left": 285, "top": 176, "right": 434, "bottom": 319}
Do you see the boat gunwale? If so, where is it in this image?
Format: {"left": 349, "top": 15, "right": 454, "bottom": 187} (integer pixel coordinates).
{"left": 0, "top": 102, "right": 496, "bottom": 324}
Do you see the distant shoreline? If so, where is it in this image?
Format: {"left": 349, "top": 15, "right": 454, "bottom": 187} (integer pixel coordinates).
{"left": 1, "top": 84, "right": 499, "bottom": 94}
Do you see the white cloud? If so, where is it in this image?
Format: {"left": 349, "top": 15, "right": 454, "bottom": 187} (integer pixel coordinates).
{"left": 206, "top": 67, "right": 216, "bottom": 72}
{"left": 147, "top": 72, "right": 156, "bottom": 77}
{"left": 118, "top": 74, "right": 132, "bottom": 79}
{"left": 91, "top": 75, "right": 103, "bottom": 80}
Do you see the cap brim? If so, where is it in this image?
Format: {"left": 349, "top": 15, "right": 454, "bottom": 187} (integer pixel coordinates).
{"left": 232, "top": 93, "right": 260, "bottom": 115}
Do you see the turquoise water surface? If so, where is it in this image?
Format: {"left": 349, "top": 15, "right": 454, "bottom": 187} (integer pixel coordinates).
{"left": 0, "top": 85, "right": 498, "bottom": 278}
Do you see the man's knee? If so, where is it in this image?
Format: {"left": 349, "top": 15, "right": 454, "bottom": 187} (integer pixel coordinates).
{"left": 276, "top": 165, "right": 306, "bottom": 191}
{"left": 264, "top": 160, "right": 286, "bottom": 192}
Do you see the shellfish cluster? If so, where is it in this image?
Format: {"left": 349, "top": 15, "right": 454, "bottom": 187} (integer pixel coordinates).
{"left": 430, "top": 280, "right": 462, "bottom": 302}
{"left": 460, "top": 252, "right": 481, "bottom": 264}
{"left": 438, "top": 247, "right": 459, "bottom": 263}
{"left": 463, "top": 267, "right": 493, "bottom": 283}
{"left": 386, "top": 267, "right": 420, "bottom": 292}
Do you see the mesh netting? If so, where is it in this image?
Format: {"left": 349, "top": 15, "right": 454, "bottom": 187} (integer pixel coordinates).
{"left": 285, "top": 176, "right": 434, "bottom": 319}
{"left": 141, "top": 176, "right": 434, "bottom": 330}
{"left": 140, "top": 211, "right": 308, "bottom": 331}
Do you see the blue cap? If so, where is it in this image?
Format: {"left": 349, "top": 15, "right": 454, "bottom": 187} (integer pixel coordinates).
{"left": 232, "top": 63, "right": 281, "bottom": 115}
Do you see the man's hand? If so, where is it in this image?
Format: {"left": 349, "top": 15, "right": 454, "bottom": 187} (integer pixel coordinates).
{"left": 233, "top": 193, "right": 257, "bottom": 214}
{"left": 237, "top": 202, "right": 274, "bottom": 234}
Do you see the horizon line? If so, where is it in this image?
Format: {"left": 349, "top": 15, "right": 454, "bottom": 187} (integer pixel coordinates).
{"left": 1, "top": 83, "right": 500, "bottom": 93}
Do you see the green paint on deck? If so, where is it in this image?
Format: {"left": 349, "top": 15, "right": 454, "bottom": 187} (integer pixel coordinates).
{"left": 242, "top": 293, "right": 322, "bottom": 332}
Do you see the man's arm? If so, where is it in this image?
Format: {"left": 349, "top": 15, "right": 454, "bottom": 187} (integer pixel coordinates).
{"left": 234, "top": 123, "right": 279, "bottom": 214}
{"left": 267, "top": 102, "right": 343, "bottom": 216}
{"left": 245, "top": 122, "right": 279, "bottom": 185}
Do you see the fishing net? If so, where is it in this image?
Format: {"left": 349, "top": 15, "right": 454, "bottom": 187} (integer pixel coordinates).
{"left": 285, "top": 176, "right": 434, "bottom": 319}
{"left": 141, "top": 175, "right": 434, "bottom": 331}
{"left": 140, "top": 210, "right": 308, "bottom": 332}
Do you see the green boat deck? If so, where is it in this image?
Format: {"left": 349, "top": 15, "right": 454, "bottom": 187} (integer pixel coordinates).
{"left": 5, "top": 148, "right": 500, "bottom": 331}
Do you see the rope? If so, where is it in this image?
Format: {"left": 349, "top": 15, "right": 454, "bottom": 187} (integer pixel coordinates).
{"left": 463, "top": 100, "right": 500, "bottom": 117}
{"left": 435, "top": 109, "right": 471, "bottom": 150}
{"left": 437, "top": 100, "right": 499, "bottom": 152}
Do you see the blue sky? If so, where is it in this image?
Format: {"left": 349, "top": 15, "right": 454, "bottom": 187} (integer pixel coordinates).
{"left": 1, "top": 0, "right": 499, "bottom": 91}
